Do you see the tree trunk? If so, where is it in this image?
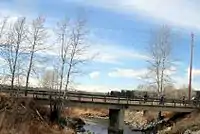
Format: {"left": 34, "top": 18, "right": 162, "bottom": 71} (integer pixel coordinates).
{"left": 25, "top": 44, "right": 35, "bottom": 96}
{"left": 59, "top": 61, "right": 65, "bottom": 97}
{"left": 11, "top": 43, "right": 20, "bottom": 91}
{"left": 64, "top": 62, "right": 72, "bottom": 98}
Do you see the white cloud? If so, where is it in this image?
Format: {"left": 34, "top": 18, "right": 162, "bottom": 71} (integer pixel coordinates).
{"left": 172, "top": 67, "right": 200, "bottom": 90}
{"left": 73, "top": 84, "right": 135, "bottom": 92}
{"left": 0, "top": 57, "right": 6, "bottom": 65}
{"left": 108, "top": 68, "right": 147, "bottom": 79}
{"left": 192, "top": 69, "right": 200, "bottom": 77}
{"left": 70, "top": 0, "right": 200, "bottom": 30}
{"left": 89, "top": 71, "right": 100, "bottom": 79}
{"left": 173, "top": 75, "right": 200, "bottom": 90}
{"left": 187, "top": 68, "right": 200, "bottom": 77}
{"left": 108, "top": 66, "right": 176, "bottom": 79}
{"left": 87, "top": 42, "right": 148, "bottom": 64}
{"left": 165, "top": 66, "right": 177, "bottom": 76}
{"left": 0, "top": 6, "right": 148, "bottom": 65}
{"left": 38, "top": 40, "right": 148, "bottom": 65}
{"left": 0, "top": 75, "right": 40, "bottom": 87}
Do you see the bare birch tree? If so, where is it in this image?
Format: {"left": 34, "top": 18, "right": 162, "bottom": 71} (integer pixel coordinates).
{"left": 64, "top": 18, "right": 88, "bottom": 97}
{"left": 56, "top": 18, "right": 71, "bottom": 94}
{"left": 25, "top": 16, "right": 47, "bottom": 95}
{"left": 1, "top": 17, "right": 27, "bottom": 90}
{"left": 146, "top": 25, "right": 173, "bottom": 94}
{"left": 0, "top": 17, "right": 8, "bottom": 40}
{"left": 41, "top": 69, "right": 58, "bottom": 89}
{"left": 0, "top": 17, "right": 9, "bottom": 84}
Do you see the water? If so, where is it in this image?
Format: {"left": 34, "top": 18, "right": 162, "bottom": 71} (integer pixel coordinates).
{"left": 78, "top": 118, "right": 143, "bottom": 134}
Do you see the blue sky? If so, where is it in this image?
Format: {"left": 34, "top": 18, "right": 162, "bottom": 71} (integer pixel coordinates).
{"left": 1, "top": 0, "right": 200, "bottom": 92}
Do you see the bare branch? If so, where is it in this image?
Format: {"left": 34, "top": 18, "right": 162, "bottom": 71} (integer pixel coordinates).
{"left": 146, "top": 25, "right": 174, "bottom": 94}
{"left": 25, "top": 16, "right": 47, "bottom": 94}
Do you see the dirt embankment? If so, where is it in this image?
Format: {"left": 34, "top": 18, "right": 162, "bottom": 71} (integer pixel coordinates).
{"left": 158, "top": 110, "right": 200, "bottom": 134}
{"left": 0, "top": 93, "right": 74, "bottom": 134}
{"left": 124, "top": 110, "right": 151, "bottom": 127}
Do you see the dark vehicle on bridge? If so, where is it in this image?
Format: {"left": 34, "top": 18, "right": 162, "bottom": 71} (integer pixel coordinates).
{"left": 110, "top": 90, "right": 135, "bottom": 98}
{"left": 109, "top": 89, "right": 159, "bottom": 99}
{"left": 191, "top": 91, "right": 200, "bottom": 106}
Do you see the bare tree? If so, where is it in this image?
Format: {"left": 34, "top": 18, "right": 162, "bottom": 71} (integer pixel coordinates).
{"left": 0, "top": 17, "right": 8, "bottom": 40}
{"left": 41, "top": 69, "right": 59, "bottom": 90}
{"left": 11, "top": 17, "right": 27, "bottom": 90}
{"left": 64, "top": 18, "right": 88, "bottom": 97}
{"left": 52, "top": 65, "right": 60, "bottom": 91}
{"left": 25, "top": 16, "right": 47, "bottom": 95}
{"left": 56, "top": 18, "right": 71, "bottom": 94}
{"left": 0, "top": 17, "right": 9, "bottom": 84}
{"left": 146, "top": 25, "right": 173, "bottom": 94}
{"left": 0, "top": 17, "right": 27, "bottom": 90}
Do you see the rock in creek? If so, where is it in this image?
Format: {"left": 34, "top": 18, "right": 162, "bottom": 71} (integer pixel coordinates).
{"left": 66, "top": 117, "right": 86, "bottom": 132}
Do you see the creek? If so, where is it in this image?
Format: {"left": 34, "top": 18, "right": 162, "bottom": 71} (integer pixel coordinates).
{"left": 77, "top": 118, "right": 144, "bottom": 134}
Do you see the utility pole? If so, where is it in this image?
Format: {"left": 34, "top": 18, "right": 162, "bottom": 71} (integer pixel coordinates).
{"left": 188, "top": 33, "right": 194, "bottom": 100}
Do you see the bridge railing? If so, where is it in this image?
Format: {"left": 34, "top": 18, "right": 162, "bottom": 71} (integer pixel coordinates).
{"left": 0, "top": 86, "right": 200, "bottom": 108}
{"left": 65, "top": 93, "right": 199, "bottom": 108}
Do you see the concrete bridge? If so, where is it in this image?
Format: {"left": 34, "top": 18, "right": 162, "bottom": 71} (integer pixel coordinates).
{"left": 0, "top": 86, "right": 199, "bottom": 134}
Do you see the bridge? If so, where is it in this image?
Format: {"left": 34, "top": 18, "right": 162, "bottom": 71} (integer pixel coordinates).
{"left": 0, "top": 85, "right": 199, "bottom": 134}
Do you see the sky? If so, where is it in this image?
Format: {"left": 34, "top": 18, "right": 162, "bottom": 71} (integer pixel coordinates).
{"left": 0, "top": 0, "right": 200, "bottom": 92}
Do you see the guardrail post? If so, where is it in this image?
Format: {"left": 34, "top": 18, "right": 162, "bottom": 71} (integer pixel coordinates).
{"left": 173, "top": 100, "right": 176, "bottom": 107}
{"left": 139, "top": 99, "right": 141, "bottom": 105}
{"left": 104, "top": 96, "right": 106, "bottom": 102}
{"left": 33, "top": 93, "right": 34, "bottom": 98}
{"left": 118, "top": 97, "right": 120, "bottom": 103}
{"left": 126, "top": 97, "right": 128, "bottom": 104}
{"left": 78, "top": 95, "right": 81, "bottom": 101}
{"left": 92, "top": 96, "right": 93, "bottom": 102}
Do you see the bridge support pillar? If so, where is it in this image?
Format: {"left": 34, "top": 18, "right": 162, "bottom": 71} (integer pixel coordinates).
{"left": 108, "top": 109, "right": 124, "bottom": 134}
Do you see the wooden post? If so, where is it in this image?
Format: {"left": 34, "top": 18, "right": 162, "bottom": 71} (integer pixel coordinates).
{"left": 78, "top": 95, "right": 81, "bottom": 101}
{"left": 188, "top": 33, "right": 194, "bottom": 100}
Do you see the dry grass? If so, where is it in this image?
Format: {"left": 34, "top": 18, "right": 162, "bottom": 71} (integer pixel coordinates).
{"left": 64, "top": 107, "right": 108, "bottom": 118}
{"left": 161, "top": 110, "right": 200, "bottom": 134}
{"left": 0, "top": 95, "right": 75, "bottom": 134}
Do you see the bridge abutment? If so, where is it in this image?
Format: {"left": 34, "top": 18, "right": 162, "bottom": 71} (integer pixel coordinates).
{"left": 108, "top": 109, "right": 124, "bottom": 134}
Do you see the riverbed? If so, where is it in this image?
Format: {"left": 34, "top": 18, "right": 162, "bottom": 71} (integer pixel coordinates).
{"left": 78, "top": 118, "right": 143, "bottom": 134}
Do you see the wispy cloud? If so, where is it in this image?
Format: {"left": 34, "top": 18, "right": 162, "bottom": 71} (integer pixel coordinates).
{"left": 87, "top": 41, "right": 148, "bottom": 64}
{"left": 38, "top": 38, "right": 148, "bottom": 65}
{"left": 69, "top": 0, "right": 200, "bottom": 30}
{"left": 187, "top": 68, "right": 200, "bottom": 77}
{"left": 108, "top": 68, "right": 147, "bottom": 79}
{"left": 89, "top": 71, "right": 100, "bottom": 79}
{"left": 108, "top": 66, "right": 177, "bottom": 79}
{"left": 73, "top": 83, "right": 135, "bottom": 92}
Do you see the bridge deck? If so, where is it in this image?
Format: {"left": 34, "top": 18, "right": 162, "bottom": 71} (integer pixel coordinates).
{"left": 0, "top": 87, "right": 199, "bottom": 112}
